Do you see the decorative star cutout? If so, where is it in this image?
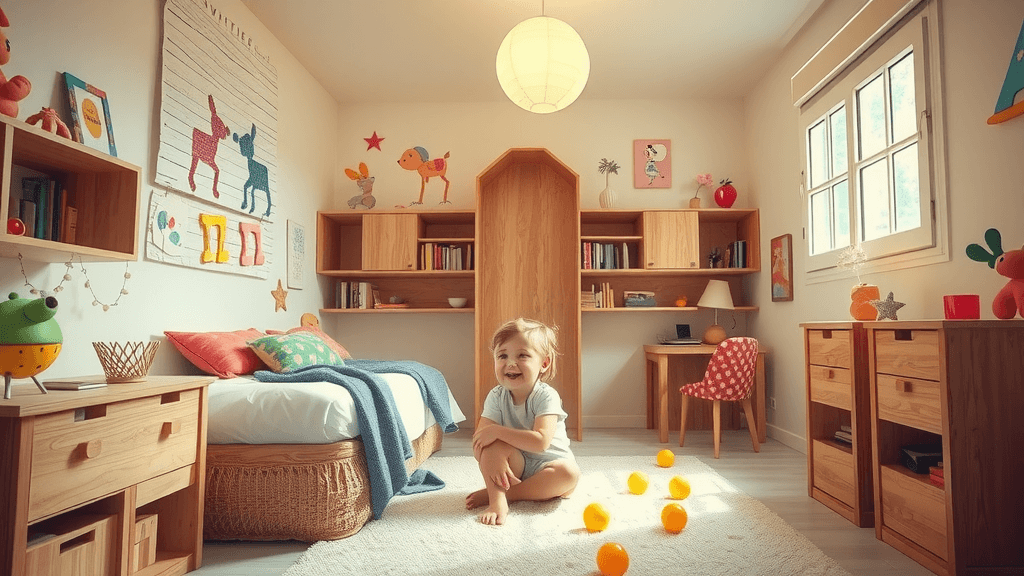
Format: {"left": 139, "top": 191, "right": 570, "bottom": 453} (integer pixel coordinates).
{"left": 364, "top": 131, "right": 384, "bottom": 151}
{"left": 869, "top": 291, "right": 905, "bottom": 320}
{"left": 271, "top": 279, "right": 288, "bottom": 312}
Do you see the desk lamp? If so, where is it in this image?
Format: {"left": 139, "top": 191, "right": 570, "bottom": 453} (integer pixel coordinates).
{"left": 697, "top": 279, "right": 734, "bottom": 345}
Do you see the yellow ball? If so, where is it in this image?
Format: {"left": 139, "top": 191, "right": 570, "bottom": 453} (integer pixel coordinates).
{"left": 661, "top": 503, "right": 688, "bottom": 533}
{"left": 583, "top": 502, "right": 611, "bottom": 532}
{"left": 626, "top": 471, "right": 649, "bottom": 495}
{"left": 656, "top": 449, "right": 675, "bottom": 468}
{"left": 668, "top": 475, "right": 691, "bottom": 500}
{"left": 596, "top": 542, "right": 630, "bottom": 576}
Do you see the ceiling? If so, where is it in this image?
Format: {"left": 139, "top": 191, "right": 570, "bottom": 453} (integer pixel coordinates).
{"left": 241, "top": 0, "right": 826, "bottom": 106}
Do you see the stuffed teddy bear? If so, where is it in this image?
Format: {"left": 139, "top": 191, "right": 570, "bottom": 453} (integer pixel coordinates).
{"left": 0, "top": 6, "right": 31, "bottom": 118}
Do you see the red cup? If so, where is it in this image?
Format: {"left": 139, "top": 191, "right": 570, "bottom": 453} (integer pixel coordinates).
{"left": 943, "top": 294, "right": 980, "bottom": 319}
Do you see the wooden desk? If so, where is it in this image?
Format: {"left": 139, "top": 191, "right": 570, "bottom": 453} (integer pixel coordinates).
{"left": 644, "top": 344, "right": 767, "bottom": 444}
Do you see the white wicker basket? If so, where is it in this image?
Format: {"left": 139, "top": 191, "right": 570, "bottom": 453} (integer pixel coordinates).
{"left": 92, "top": 341, "right": 160, "bottom": 383}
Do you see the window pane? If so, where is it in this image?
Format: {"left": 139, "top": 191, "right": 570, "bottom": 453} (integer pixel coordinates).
{"left": 860, "top": 158, "right": 890, "bottom": 241}
{"left": 893, "top": 143, "right": 921, "bottom": 232}
{"left": 808, "top": 119, "right": 828, "bottom": 188}
{"left": 832, "top": 180, "right": 850, "bottom": 248}
{"left": 810, "top": 190, "right": 832, "bottom": 255}
{"left": 889, "top": 52, "right": 916, "bottom": 143}
{"left": 830, "top": 108, "right": 848, "bottom": 175}
{"left": 857, "top": 74, "right": 886, "bottom": 159}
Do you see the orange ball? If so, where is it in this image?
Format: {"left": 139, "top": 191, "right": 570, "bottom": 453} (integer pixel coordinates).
{"left": 661, "top": 503, "right": 688, "bottom": 534}
{"left": 583, "top": 502, "right": 611, "bottom": 532}
{"left": 626, "top": 471, "right": 649, "bottom": 495}
{"left": 668, "top": 475, "right": 691, "bottom": 500}
{"left": 596, "top": 542, "right": 629, "bottom": 576}
{"left": 656, "top": 449, "right": 675, "bottom": 468}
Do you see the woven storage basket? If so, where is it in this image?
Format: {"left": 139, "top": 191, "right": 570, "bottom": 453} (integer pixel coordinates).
{"left": 92, "top": 341, "right": 160, "bottom": 383}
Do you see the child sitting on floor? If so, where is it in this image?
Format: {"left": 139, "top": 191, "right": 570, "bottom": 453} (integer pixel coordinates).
{"left": 465, "top": 318, "right": 581, "bottom": 525}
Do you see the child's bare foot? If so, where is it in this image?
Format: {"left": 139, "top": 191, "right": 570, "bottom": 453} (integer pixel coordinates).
{"left": 478, "top": 499, "right": 509, "bottom": 525}
{"left": 465, "top": 488, "right": 489, "bottom": 510}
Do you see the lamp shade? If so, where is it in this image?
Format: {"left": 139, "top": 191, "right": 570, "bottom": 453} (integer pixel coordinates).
{"left": 495, "top": 16, "right": 590, "bottom": 114}
{"left": 697, "top": 280, "right": 735, "bottom": 310}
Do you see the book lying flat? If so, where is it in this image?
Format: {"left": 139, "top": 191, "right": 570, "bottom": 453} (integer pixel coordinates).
{"left": 43, "top": 376, "right": 108, "bottom": 390}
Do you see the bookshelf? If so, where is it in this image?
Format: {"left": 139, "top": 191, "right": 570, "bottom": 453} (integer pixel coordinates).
{"left": 0, "top": 115, "right": 141, "bottom": 262}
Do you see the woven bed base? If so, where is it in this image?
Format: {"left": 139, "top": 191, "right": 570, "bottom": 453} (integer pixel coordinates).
{"left": 204, "top": 423, "right": 442, "bottom": 542}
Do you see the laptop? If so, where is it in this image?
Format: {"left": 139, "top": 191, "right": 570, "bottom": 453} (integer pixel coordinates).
{"left": 663, "top": 324, "right": 702, "bottom": 345}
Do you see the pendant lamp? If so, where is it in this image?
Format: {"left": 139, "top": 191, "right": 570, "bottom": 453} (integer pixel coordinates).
{"left": 495, "top": 15, "right": 590, "bottom": 113}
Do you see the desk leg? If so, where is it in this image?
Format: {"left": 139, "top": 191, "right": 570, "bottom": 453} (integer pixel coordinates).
{"left": 755, "top": 353, "right": 766, "bottom": 444}
{"left": 657, "top": 354, "right": 669, "bottom": 443}
{"left": 645, "top": 355, "right": 654, "bottom": 430}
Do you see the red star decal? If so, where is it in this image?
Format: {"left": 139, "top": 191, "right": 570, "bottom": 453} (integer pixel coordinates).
{"left": 364, "top": 131, "right": 385, "bottom": 151}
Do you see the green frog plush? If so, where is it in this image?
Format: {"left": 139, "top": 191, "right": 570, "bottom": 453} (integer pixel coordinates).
{"left": 0, "top": 292, "right": 61, "bottom": 399}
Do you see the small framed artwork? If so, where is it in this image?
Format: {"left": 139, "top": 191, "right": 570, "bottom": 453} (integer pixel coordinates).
{"left": 633, "top": 139, "right": 671, "bottom": 188}
{"left": 63, "top": 72, "right": 117, "bottom": 156}
{"left": 287, "top": 220, "right": 305, "bottom": 290}
{"left": 771, "top": 233, "right": 794, "bottom": 302}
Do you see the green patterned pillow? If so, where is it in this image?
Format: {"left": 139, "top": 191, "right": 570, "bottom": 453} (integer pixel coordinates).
{"left": 248, "top": 331, "right": 345, "bottom": 373}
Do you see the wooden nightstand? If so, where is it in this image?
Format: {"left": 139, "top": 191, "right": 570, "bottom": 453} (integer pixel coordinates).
{"left": 0, "top": 375, "right": 213, "bottom": 576}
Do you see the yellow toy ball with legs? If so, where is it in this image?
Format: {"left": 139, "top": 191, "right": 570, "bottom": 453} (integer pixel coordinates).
{"left": 668, "top": 475, "right": 691, "bottom": 500}
{"left": 583, "top": 502, "right": 611, "bottom": 532}
{"left": 626, "top": 471, "right": 649, "bottom": 495}
{"left": 661, "top": 503, "right": 688, "bottom": 533}
{"left": 596, "top": 542, "right": 630, "bottom": 576}
{"left": 656, "top": 449, "right": 675, "bottom": 467}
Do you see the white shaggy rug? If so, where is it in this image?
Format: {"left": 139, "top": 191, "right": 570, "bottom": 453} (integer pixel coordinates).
{"left": 284, "top": 455, "right": 851, "bottom": 576}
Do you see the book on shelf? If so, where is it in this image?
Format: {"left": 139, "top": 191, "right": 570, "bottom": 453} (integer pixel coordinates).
{"left": 43, "top": 377, "right": 108, "bottom": 390}
{"left": 19, "top": 199, "right": 36, "bottom": 238}
{"left": 928, "top": 463, "right": 944, "bottom": 478}
{"left": 374, "top": 302, "right": 410, "bottom": 309}
{"left": 929, "top": 473, "right": 945, "bottom": 488}
{"left": 61, "top": 205, "right": 77, "bottom": 244}
{"left": 834, "top": 429, "right": 853, "bottom": 444}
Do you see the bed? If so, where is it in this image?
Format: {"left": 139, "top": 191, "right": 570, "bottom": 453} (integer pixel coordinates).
{"left": 163, "top": 325, "right": 466, "bottom": 542}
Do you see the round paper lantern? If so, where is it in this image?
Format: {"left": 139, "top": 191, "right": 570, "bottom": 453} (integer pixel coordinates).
{"left": 496, "top": 16, "right": 590, "bottom": 114}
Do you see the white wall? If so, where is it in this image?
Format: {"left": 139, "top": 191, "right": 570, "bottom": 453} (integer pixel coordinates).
{"left": 0, "top": 0, "right": 338, "bottom": 381}
{"left": 745, "top": 0, "right": 1024, "bottom": 450}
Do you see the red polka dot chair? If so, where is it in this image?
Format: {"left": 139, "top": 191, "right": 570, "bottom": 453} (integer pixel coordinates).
{"left": 678, "top": 337, "right": 761, "bottom": 458}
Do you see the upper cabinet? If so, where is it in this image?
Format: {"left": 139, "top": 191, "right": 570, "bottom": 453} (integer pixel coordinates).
{"left": 362, "top": 213, "right": 419, "bottom": 271}
{"left": 644, "top": 211, "right": 699, "bottom": 269}
{"left": 0, "top": 115, "right": 141, "bottom": 262}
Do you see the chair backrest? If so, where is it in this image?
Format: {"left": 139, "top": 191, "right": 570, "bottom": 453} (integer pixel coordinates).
{"left": 700, "top": 337, "right": 759, "bottom": 400}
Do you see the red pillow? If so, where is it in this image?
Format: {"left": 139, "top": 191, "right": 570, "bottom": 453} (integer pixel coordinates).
{"left": 164, "top": 328, "right": 268, "bottom": 378}
{"left": 265, "top": 326, "right": 352, "bottom": 359}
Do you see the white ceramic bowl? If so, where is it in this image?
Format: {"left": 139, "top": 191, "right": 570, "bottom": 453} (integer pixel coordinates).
{"left": 448, "top": 297, "right": 468, "bottom": 308}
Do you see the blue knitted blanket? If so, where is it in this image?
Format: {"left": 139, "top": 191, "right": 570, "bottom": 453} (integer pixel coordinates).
{"left": 255, "top": 361, "right": 455, "bottom": 518}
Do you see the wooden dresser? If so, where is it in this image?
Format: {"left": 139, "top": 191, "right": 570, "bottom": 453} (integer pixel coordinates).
{"left": 801, "top": 322, "right": 873, "bottom": 527}
{"left": 0, "top": 376, "right": 213, "bottom": 576}
{"left": 864, "top": 320, "right": 1024, "bottom": 575}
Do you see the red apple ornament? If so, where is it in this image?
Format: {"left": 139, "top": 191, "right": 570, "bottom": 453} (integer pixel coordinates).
{"left": 714, "top": 178, "right": 737, "bottom": 208}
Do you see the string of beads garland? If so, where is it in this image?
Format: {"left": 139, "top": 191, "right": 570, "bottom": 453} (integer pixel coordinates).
{"left": 17, "top": 252, "right": 131, "bottom": 311}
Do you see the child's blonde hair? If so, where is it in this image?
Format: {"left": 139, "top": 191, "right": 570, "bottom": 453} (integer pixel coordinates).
{"left": 490, "top": 318, "right": 559, "bottom": 381}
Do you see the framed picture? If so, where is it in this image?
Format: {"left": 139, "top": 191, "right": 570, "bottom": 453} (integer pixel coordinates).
{"left": 633, "top": 139, "right": 671, "bottom": 188}
{"left": 771, "top": 233, "right": 794, "bottom": 302}
{"left": 287, "top": 220, "right": 305, "bottom": 290}
{"left": 63, "top": 72, "right": 117, "bottom": 156}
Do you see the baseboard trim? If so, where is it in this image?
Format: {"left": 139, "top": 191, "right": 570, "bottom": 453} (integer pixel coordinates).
{"left": 766, "top": 423, "right": 806, "bottom": 454}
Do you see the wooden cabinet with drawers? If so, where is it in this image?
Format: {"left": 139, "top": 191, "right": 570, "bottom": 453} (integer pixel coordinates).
{"left": 865, "top": 321, "right": 1024, "bottom": 576}
{"left": 0, "top": 376, "right": 213, "bottom": 576}
{"left": 801, "top": 322, "right": 873, "bottom": 527}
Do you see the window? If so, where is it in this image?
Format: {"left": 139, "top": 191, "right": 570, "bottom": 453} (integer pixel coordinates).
{"left": 798, "top": 1, "right": 948, "bottom": 277}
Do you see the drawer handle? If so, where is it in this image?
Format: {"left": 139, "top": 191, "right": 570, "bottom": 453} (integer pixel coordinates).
{"left": 826, "top": 369, "right": 835, "bottom": 379}
{"left": 78, "top": 440, "right": 102, "bottom": 459}
{"left": 163, "top": 420, "right": 182, "bottom": 436}
{"left": 896, "top": 379, "right": 913, "bottom": 393}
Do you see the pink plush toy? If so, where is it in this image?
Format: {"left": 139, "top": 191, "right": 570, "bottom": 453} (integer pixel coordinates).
{"left": 27, "top": 108, "right": 71, "bottom": 139}
{"left": 0, "top": 6, "right": 31, "bottom": 118}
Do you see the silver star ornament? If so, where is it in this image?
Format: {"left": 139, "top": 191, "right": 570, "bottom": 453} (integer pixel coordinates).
{"left": 869, "top": 291, "right": 906, "bottom": 320}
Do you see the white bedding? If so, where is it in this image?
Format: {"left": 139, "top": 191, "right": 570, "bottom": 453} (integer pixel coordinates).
{"left": 207, "top": 373, "right": 466, "bottom": 445}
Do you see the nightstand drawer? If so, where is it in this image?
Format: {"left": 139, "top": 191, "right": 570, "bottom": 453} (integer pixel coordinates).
{"left": 808, "top": 365, "right": 852, "bottom": 410}
{"left": 811, "top": 439, "right": 854, "bottom": 507}
{"left": 875, "top": 374, "right": 942, "bottom": 434}
{"left": 807, "top": 329, "right": 851, "bottom": 368}
{"left": 880, "top": 465, "right": 947, "bottom": 561}
{"left": 873, "top": 329, "right": 940, "bottom": 381}
{"left": 29, "top": 389, "right": 200, "bottom": 521}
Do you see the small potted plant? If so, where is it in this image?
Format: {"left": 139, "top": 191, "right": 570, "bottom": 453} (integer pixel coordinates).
{"left": 598, "top": 158, "right": 620, "bottom": 209}
{"left": 692, "top": 173, "right": 713, "bottom": 208}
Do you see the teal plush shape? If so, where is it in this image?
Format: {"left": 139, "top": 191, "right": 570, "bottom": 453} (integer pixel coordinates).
{"left": 248, "top": 331, "right": 344, "bottom": 373}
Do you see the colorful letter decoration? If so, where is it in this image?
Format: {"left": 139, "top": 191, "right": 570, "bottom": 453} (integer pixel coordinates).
{"left": 199, "top": 213, "right": 230, "bottom": 263}
{"left": 238, "top": 222, "right": 265, "bottom": 266}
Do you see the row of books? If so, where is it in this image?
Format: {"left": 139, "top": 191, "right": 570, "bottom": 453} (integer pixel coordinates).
{"left": 10, "top": 177, "right": 77, "bottom": 243}
{"left": 582, "top": 283, "right": 615, "bottom": 308}
{"left": 421, "top": 242, "right": 473, "bottom": 271}
{"left": 334, "top": 281, "right": 379, "bottom": 309}
{"left": 581, "top": 241, "right": 632, "bottom": 270}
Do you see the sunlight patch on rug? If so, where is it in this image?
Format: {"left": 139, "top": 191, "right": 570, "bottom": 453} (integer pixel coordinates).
{"left": 284, "top": 455, "right": 852, "bottom": 576}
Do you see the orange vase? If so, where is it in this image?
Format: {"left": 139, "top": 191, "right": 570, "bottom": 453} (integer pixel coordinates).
{"left": 850, "top": 284, "right": 880, "bottom": 320}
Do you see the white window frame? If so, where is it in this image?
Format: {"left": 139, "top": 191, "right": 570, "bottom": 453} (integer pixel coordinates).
{"left": 798, "top": 0, "right": 949, "bottom": 282}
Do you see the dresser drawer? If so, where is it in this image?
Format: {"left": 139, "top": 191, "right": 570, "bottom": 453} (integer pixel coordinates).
{"left": 29, "top": 389, "right": 200, "bottom": 521}
{"left": 25, "top": 514, "right": 117, "bottom": 576}
{"left": 808, "top": 366, "right": 852, "bottom": 410}
{"left": 875, "top": 374, "right": 942, "bottom": 434}
{"left": 873, "top": 329, "right": 940, "bottom": 381}
{"left": 811, "top": 439, "right": 855, "bottom": 507}
{"left": 807, "top": 329, "right": 851, "bottom": 368}
{"left": 880, "top": 465, "right": 947, "bottom": 561}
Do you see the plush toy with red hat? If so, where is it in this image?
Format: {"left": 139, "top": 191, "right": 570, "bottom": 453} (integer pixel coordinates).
{"left": 0, "top": 6, "right": 31, "bottom": 118}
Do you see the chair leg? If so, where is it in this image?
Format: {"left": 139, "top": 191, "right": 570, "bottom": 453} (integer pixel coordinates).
{"left": 742, "top": 398, "right": 761, "bottom": 453}
{"left": 678, "top": 394, "right": 690, "bottom": 447}
{"left": 713, "top": 400, "right": 721, "bottom": 459}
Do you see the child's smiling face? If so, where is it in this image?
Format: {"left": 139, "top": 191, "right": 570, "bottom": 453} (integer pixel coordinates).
{"left": 493, "top": 333, "right": 549, "bottom": 396}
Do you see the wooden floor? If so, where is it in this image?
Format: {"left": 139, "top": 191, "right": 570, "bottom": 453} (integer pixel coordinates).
{"left": 193, "top": 428, "right": 934, "bottom": 576}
